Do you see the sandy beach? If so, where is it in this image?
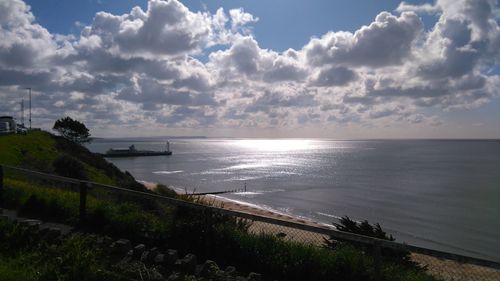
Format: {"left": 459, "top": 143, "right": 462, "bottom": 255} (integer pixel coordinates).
{"left": 141, "top": 181, "right": 332, "bottom": 229}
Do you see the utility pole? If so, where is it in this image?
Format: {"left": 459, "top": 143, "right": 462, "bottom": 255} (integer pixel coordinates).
{"left": 26, "top": 87, "right": 31, "bottom": 129}
{"left": 20, "top": 99, "right": 24, "bottom": 126}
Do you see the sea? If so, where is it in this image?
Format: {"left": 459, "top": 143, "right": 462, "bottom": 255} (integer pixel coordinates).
{"left": 86, "top": 138, "right": 500, "bottom": 261}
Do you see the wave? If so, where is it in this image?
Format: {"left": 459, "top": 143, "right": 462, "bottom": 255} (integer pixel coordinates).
{"left": 316, "top": 212, "right": 344, "bottom": 221}
{"left": 153, "top": 170, "right": 184, "bottom": 174}
{"left": 233, "top": 191, "right": 264, "bottom": 196}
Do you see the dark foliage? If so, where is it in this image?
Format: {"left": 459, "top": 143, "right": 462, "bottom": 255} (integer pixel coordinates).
{"left": 324, "top": 216, "right": 418, "bottom": 268}
{"left": 53, "top": 154, "right": 88, "bottom": 180}
{"left": 53, "top": 135, "right": 146, "bottom": 191}
{"left": 154, "top": 183, "right": 177, "bottom": 198}
{"left": 53, "top": 117, "right": 91, "bottom": 144}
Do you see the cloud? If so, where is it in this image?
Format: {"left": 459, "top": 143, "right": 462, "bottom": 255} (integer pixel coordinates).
{"left": 395, "top": 2, "right": 440, "bottom": 14}
{"left": 310, "top": 66, "right": 357, "bottom": 87}
{"left": 0, "top": 0, "right": 56, "bottom": 69}
{"left": 304, "top": 11, "right": 423, "bottom": 67}
{"left": 229, "top": 8, "right": 258, "bottom": 31}
{"left": 0, "top": 0, "right": 499, "bottom": 135}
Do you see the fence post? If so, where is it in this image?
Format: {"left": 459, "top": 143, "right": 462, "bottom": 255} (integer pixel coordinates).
{"left": 373, "top": 241, "right": 382, "bottom": 281}
{"left": 79, "top": 181, "right": 87, "bottom": 222}
{"left": 0, "top": 165, "right": 3, "bottom": 201}
{"left": 0, "top": 165, "right": 3, "bottom": 189}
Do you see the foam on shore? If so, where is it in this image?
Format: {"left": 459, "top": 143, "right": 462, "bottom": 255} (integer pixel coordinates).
{"left": 138, "top": 180, "right": 334, "bottom": 229}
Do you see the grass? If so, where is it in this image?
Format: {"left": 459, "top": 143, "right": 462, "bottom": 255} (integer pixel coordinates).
{"left": 0, "top": 131, "right": 57, "bottom": 170}
{"left": 0, "top": 131, "right": 145, "bottom": 189}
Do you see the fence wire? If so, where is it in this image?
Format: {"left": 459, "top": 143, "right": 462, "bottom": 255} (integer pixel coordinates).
{"left": 2, "top": 165, "right": 500, "bottom": 281}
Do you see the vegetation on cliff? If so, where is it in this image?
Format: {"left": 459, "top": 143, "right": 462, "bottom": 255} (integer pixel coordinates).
{"left": 0, "top": 130, "right": 144, "bottom": 190}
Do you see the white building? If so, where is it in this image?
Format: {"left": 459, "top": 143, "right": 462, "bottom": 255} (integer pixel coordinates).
{"left": 0, "top": 116, "right": 17, "bottom": 134}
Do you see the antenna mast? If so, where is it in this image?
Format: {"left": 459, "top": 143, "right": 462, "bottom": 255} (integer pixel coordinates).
{"left": 26, "top": 87, "right": 31, "bottom": 129}
{"left": 21, "top": 99, "right": 24, "bottom": 126}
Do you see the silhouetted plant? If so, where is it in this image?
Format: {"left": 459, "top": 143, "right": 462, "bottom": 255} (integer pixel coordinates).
{"left": 53, "top": 116, "right": 91, "bottom": 144}
{"left": 153, "top": 183, "right": 177, "bottom": 198}
{"left": 324, "top": 216, "right": 418, "bottom": 268}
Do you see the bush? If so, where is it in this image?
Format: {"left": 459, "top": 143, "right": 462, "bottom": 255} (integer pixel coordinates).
{"left": 0, "top": 219, "right": 115, "bottom": 281}
{"left": 53, "top": 154, "right": 87, "bottom": 180}
{"left": 154, "top": 183, "right": 177, "bottom": 198}
{"left": 324, "top": 216, "right": 416, "bottom": 267}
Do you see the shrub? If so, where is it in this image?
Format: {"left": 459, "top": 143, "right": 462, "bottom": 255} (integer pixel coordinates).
{"left": 324, "top": 216, "right": 416, "bottom": 267}
{"left": 154, "top": 183, "right": 177, "bottom": 198}
{"left": 53, "top": 154, "right": 88, "bottom": 180}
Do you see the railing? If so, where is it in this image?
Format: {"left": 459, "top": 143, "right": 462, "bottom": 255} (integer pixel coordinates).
{"left": 1, "top": 164, "right": 499, "bottom": 281}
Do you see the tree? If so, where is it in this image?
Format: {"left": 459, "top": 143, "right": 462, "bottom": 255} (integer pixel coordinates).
{"left": 53, "top": 117, "right": 91, "bottom": 144}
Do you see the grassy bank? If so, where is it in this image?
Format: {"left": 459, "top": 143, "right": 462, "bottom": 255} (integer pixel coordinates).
{"left": 0, "top": 131, "right": 144, "bottom": 190}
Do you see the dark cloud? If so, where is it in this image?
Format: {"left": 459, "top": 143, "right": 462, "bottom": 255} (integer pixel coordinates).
{"left": 311, "top": 66, "right": 357, "bottom": 86}
{"left": 245, "top": 91, "right": 317, "bottom": 113}
{"left": 0, "top": 69, "right": 53, "bottom": 86}
{"left": 117, "top": 77, "right": 218, "bottom": 110}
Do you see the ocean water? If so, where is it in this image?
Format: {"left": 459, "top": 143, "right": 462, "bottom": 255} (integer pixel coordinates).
{"left": 87, "top": 138, "right": 500, "bottom": 261}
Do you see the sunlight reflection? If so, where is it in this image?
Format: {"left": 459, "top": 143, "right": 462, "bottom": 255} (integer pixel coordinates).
{"left": 233, "top": 139, "right": 316, "bottom": 152}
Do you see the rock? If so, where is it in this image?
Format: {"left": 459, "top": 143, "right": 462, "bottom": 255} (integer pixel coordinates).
{"left": 133, "top": 244, "right": 146, "bottom": 259}
{"left": 182, "top": 254, "right": 197, "bottom": 273}
{"left": 45, "top": 227, "right": 62, "bottom": 241}
{"left": 166, "top": 272, "right": 181, "bottom": 281}
{"left": 165, "top": 249, "right": 178, "bottom": 265}
{"left": 148, "top": 247, "right": 159, "bottom": 263}
{"left": 140, "top": 251, "right": 150, "bottom": 262}
{"left": 120, "top": 250, "right": 133, "bottom": 263}
{"left": 154, "top": 253, "right": 165, "bottom": 265}
{"left": 37, "top": 226, "right": 50, "bottom": 238}
{"left": 103, "top": 236, "right": 113, "bottom": 245}
{"left": 225, "top": 266, "right": 237, "bottom": 276}
{"left": 149, "top": 270, "right": 164, "bottom": 281}
{"left": 20, "top": 219, "right": 42, "bottom": 231}
{"left": 247, "top": 272, "right": 262, "bottom": 281}
{"left": 96, "top": 236, "right": 105, "bottom": 246}
{"left": 174, "top": 256, "right": 197, "bottom": 274}
{"left": 200, "top": 260, "right": 219, "bottom": 277}
{"left": 113, "top": 239, "right": 132, "bottom": 255}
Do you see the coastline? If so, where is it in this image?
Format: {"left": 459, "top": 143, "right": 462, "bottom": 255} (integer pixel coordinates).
{"left": 140, "top": 180, "right": 333, "bottom": 231}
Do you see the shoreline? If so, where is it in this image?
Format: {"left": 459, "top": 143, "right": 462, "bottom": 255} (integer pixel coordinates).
{"left": 140, "top": 180, "right": 500, "bottom": 265}
{"left": 139, "top": 180, "right": 333, "bottom": 231}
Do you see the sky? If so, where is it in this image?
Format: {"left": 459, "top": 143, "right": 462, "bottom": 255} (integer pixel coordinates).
{"left": 0, "top": 0, "right": 499, "bottom": 138}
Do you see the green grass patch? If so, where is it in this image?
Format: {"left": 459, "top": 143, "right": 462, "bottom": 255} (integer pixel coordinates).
{"left": 0, "top": 130, "right": 148, "bottom": 189}
{"left": 0, "top": 131, "right": 57, "bottom": 170}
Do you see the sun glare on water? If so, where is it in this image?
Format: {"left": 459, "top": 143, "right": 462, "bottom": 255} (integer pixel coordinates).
{"left": 233, "top": 139, "right": 316, "bottom": 152}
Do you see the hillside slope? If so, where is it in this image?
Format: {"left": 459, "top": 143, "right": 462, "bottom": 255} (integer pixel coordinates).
{"left": 0, "top": 131, "right": 145, "bottom": 191}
